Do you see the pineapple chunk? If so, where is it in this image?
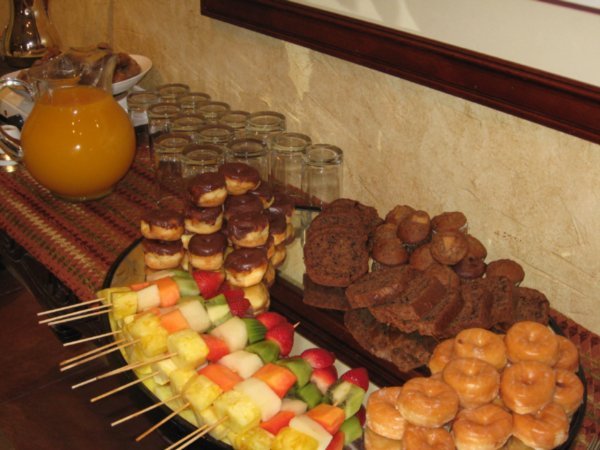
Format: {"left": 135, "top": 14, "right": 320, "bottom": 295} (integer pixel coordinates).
{"left": 233, "top": 427, "right": 274, "bottom": 450}
{"left": 272, "top": 427, "right": 318, "bottom": 450}
{"left": 96, "top": 286, "right": 130, "bottom": 306}
{"left": 152, "top": 358, "right": 178, "bottom": 386}
{"left": 184, "top": 374, "right": 223, "bottom": 413}
{"left": 168, "top": 367, "right": 197, "bottom": 410}
{"left": 110, "top": 291, "right": 138, "bottom": 321}
{"left": 128, "top": 346, "right": 153, "bottom": 376}
{"left": 126, "top": 312, "right": 168, "bottom": 357}
{"left": 167, "top": 329, "right": 209, "bottom": 368}
{"left": 214, "top": 390, "right": 261, "bottom": 434}
{"left": 196, "top": 406, "right": 230, "bottom": 441}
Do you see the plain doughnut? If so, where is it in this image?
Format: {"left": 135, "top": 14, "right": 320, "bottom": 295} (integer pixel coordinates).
{"left": 442, "top": 357, "right": 500, "bottom": 409}
{"left": 554, "top": 335, "right": 579, "bottom": 372}
{"left": 428, "top": 338, "right": 455, "bottom": 375}
{"left": 553, "top": 369, "right": 584, "bottom": 416}
{"left": 364, "top": 426, "right": 402, "bottom": 450}
{"left": 500, "top": 360, "right": 556, "bottom": 414}
{"left": 512, "top": 402, "right": 569, "bottom": 450}
{"left": 396, "top": 377, "right": 459, "bottom": 428}
{"left": 505, "top": 321, "right": 559, "bottom": 366}
{"left": 365, "top": 387, "right": 406, "bottom": 440}
{"left": 402, "top": 424, "right": 454, "bottom": 450}
{"left": 454, "top": 328, "right": 507, "bottom": 370}
{"left": 452, "top": 403, "right": 513, "bottom": 450}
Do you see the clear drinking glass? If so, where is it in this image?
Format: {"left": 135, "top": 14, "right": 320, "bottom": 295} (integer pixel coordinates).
{"left": 181, "top": 143, "right": 226, "bottom": 180}
{"left": 153, "top": 132, "right": 193, "bottom": 202}
{"left": 226, "top": 136, "right": 269, "bottom": 181}
{"left": 127, "top": 91, "right": 160, "bottom": 150}
{"left": 171, "top": 113, "right": 206, "bottom": 143}
{"left": 157, "top": 83, "right": 190, "bottom": 103}
{"left": 197, "top": 124, "right": 235, "bottom": 146}
{"left": 219, "top": 110, "right": 250, "bottom": 138}
{"left": 269, "top": 132, "right": 312, "bottom": 200}
{"left": 302, "top": 144, "right": 344, "bottom": 207}
{"left": 197, "top": 101, "right": 231, "bottom": 124}
{"left": 147, "top": 103, "right": 182, "bottom": 157}
{"left": 246, "top": 110, "right": 286, "bottom": 143}
{"left": 178, "top": 92, "right": 212, "bottom": 113}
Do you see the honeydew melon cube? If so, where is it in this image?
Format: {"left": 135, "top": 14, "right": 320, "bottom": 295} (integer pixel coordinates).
{"left": 214, "top": 390, "right": 261, "bottom": 434}
{"left": 178, "top": 297, "right": 211, "bottom": 332}
{"left": 218, "top": 350, "right": 263, "bottom": 379}
{"left": 184, "top": 374, "right": 223, "bottom": 413}
{"left": 272, "top": 427, "right": 318, "bottom": 450}
{"left": 289, "top": 416, "right": 332, "bottom": 450}
{"left": 196, "top": 406, "right": 229, "bottom": 441}
{"left": 136, "top": 284, "right": 161, "bottom": 311}
{"left": 210, "top": 316, "right": 248, "bottom": 352}
{"left": 173, "top": 276, "right": 200, "bottom": 296}
{"left": 234, "top": 378, "right": 282, "bottom": 422}
{"left": 233, "top": 427, "right": 274, "bottom": 450}
{"left": 151, "top": 358, "right": 178, "bottom": 386}
{"left": 167, "top": 329, "right": 209, "bottom": 368}
{"left": 281, "top": 398, "right": 308, "bottom": 416}
{"left": 110, "top": 291, "right": 138, "bottom": 321}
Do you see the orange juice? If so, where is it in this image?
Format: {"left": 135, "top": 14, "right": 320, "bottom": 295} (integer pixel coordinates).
{"left": 21, "top": 85, "right": 135, "bottom": 200}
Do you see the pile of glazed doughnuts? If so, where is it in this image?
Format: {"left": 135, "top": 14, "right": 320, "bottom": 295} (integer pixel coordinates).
{"left": 364, "top": 321, "right": 584, "bottom": 450}
{"left": 140, "top": 162, "right": 295, "bottom": 289}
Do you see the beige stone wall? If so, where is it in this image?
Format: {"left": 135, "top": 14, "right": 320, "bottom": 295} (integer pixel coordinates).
{"left": 3, "top": 0, "right": 598, "bottom": 334}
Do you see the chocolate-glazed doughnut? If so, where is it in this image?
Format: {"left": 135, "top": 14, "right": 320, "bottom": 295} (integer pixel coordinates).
{"left": 218, "top": 162, "right": 261, "bottom": 195}
{"left": 142, "top": 238, "right": 184, "bottom": 269}
{"left": 140, "top": 209, "right": 184, "bottom": 241}
{"left": 271, "top": 243, "right": 287, "bottom": 268}
{"left": 227, "top": 211, "right": 270, "bottom": 248}
{"left": 268, "top": 210, "right": 288, "bottom": 246}
{"left": 188, "top": 232, "right": 228, "bottom": 271}
{"left": 187, "top": 171, "right": 227, "bottom": 207}
{"left": 268, "top": 193, "right": 295, "bottom": 224}
{"left": 184, "top": 205, "right": 223, "bottom": 235}
{"left": 224, "top": 193, "right": 263, "bottom": 221}
{"left": 248, "top": 182, "right": 275, "bottom": 208}
{"left": 224, "top": 247, "right": 268, "bottom": 287}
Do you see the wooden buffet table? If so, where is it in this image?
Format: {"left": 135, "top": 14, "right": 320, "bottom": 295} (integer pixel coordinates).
{"left": 0, "top": 145, "right": 598, "bottom": 449}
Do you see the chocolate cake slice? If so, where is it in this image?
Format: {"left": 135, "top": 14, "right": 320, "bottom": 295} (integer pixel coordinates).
{"left": 513, "top": 286, "right": 550, "bottom": 325}
{"left": 487, "top": 276, "right": 516, "bottom": 330}
{"left": 302, "top": 273, "right": 351, "bottom": 311}
{"left": 418, "top": 288, "right": 464, "bottom": 338}
{"left": 444, "top": 278, "right": 494, "bottom": 336}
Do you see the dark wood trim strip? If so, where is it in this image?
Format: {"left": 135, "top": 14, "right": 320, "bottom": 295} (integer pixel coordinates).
{"left": 201, "top": 0, "right": 600, "bottom": 144}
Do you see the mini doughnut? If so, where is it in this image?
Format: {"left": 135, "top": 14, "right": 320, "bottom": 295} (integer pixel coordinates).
{"left": 270, "top": 243, "right": 287, "bottom": 268}
{"left": 140, "top": 209, "right": 184, "bottom": 241}
{"left": 224, "top": 247, "right": 268, "bottom": 287}
{"left": 181, "top": 231, "right": 193, "bottom": 250}
{"left": 384, "top": 204, "right": 415, "bottom": 226}
{"left": 142, "top": 238, "right": 185, "bottom": 270}
{"left": 262, "top": 261, "right": 276, "bottom": 287}
{"left": 505, "top": 321, "right": 559, "bottom": 365}
{"left": 223, "top": 193, "right": 264, "bottom": 221}
{"left": 442, "top": 357, "right": 500, "bottom": 409}
{"left": 485, "top": 259, "right": 525, "bottom": 285}
{"left": 372, "top": 223, "right": 409, "bottom": 266}
{"left": 252, "top": 234, "right": 275, "bottom": 260}
{"left": 226, "top": 211, "right": 270, "bottom": 248}
{"left": 512, "top": 403, "right": 569, "bottom": 450}
{"left": 365, "top": 387, "right": 406, "bottom": 440}
{"left": 452, "top": 403, "right": 513, "bottom": 450}
{"left": 187, "top": 171, "right": 228, "bottom": 208}
{"left": 364, "top": 427, "right": 402, "bottom": 450}
{"left": 431, "top": 211, "right": 468, "bottom": 233}
{"left": 409, "top": 244, "right": 435, "bottom": 271}
{"left": 188, "top": 232, "right": 227, "bottom": 271}
{"left": 268, "top": 193, "right": 295, "bottom": 224}
{"left": 554, "top": 335, "right": 580, "bottom": 372}
{"left": 218, "top": 162, "right": 261, "bottom": 195}
{"left": 430, "top": 230, "right": 469, "bottom": 265}
{"left": 500, "top": 360, "right": 556, "bottom": 414}
{"left": 268, "top": 210, "right": 288, "bottom": 246}
{"left": 424, "top": 263, "right": 460, "bottom": 290}
{"left": 553, "top": 369, "right": 584, "bottom": 416}
{"left": 284, "top": 222, "right": 295, "bottom": 245}
{"left": 402, "top": 424, "right": 454, "bottom": 450}
{"left": 396, "top": 377, "right": 459, "bottom": 428}
{"left": 453, "top": 328, "right": 507, "bottom": 370}
{"left": 247, "top": 181, "right": 274, "bottom": 208}
{"left": 184, "top": 205, "right": 223, "bottom": 235}
{"left": 397, "top": 210, "right": 431, "bottom": 245}
{"left": 428, "top": 338, "right": 455, "bottom": 375}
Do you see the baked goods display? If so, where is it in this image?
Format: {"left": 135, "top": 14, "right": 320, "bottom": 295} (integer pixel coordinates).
{"left": 303, "top": 200, "right": 552, "bottom": 373}
{"left": 364, "top": 322, "right": 584, "bottom": 450}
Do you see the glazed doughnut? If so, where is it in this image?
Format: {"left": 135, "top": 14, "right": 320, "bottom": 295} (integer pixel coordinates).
{"left": 554, "top": 335, "right": 580, "bottom": 372}
{"left": 553, "top": 369, "right": 584, "bottom": 416}
{"left": 140, "top": 209, "right": 184, "bottom": 241}
{"left": 430, "top": 230, "right": 469, "bottom": 265}
{"left": 364, "top": 427, "right": 402, "bottom": 450}
{"left": 500, "top": 360, "right": 556, "bottom": 414}
{"left": 428, "top": 338, "right": 455, "bottom": 375}
{"left": 268, "top": 210, "right": 288, "bottom": 246}
{"left": 270, "top": 243, "right": 287, "bottom": 268}
{"left": 268, "top": 193, "right": 295, "bottom": 224}
{"left": 453, "top": 328, "right": 507, "bottom": 370}
{"left": 184, "top": 205, "right": 223, "bottom": 235}
{"left": 402, "top": 424, "right": 454, "bottom": 450}
{"left": 142, "top": 238, "right": 185, "bottom": 270}
{"left": 187, "top": 171, "right": 228, "bottom": 208}
{"left": 396, "top": 377, "right": 459, "bottom": 428}
{"left": 187, "top": 232, "right": 227, "bottom": 271}
{"left": 247, "top": 181, "right": 274, "bottom": 208}
{"left": 505, "top": 321, "right": 559, "bottom": 366}
{"left": 365, "top": 387, "right": 406, "bottom": 440}
{"left": 442, "top": 357, "right": 500, "bottom": 409}
{"left": 431, "top": 211, "right": 468, "bottom": 233}
{"left": 485, "top": 259, "right": 525, "bottom": 286}
{"left": 384, "top": 204, "right": 415, "bottom": 226}
{"left": 218, "top": 162, "right": 261, "bottom": 196}
{"left": 452, "top": 403, "right": 513, "bottom": 450}
{"left": 223, "top": 193, "right": 264, "bottom": 221}
{"left": 372, "top": 223, "right": 408, "bottom": 266}
{"left": 409, "top": 244, "right": 435, "bottom": 271}
{"left": 397, "top": 210, "right": 431, "bottom": 245}
{"left": 226, "top": 211, "right": 270, "bottom": 248}
{"left": 224, "top": 247, "right": 268, "bottom": 287}
{"left": 512, "top": 402, "right": 569, "bottom": 450}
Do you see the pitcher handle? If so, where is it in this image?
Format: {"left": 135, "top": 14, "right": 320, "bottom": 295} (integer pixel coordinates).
{"left": 0, "top": 78, "right": 34, "bottom": 161}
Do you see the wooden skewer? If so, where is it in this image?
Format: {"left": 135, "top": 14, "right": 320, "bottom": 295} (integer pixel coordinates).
{"left": 135, "top": 402, "right": 191, "bottom": 442}
{"left": 38, "top": 303, "right": 112, "bottom": 324}
{"left": 90, "top": 372, "right": 158, "bottom": 403}
{"left": 60, "top": 338, "right": 127, "bottom": 366}
{"left": 36, "top": 297, "right": 106, "bottom": 316}
{"left": 165, "top": 419, "right": 225, "bottom": 450}
{"left": 110, "top": 394, "right": 182, "bottom": 427}
{"left": 63, "top": 330, "right": 121, "bottom": 347}
{"left": 71, "top": 353, "right": 175, "bottom": 389}
{"left": 46, "top": 308, "right": 112, "bottom": 326}
{"left": 60, "top": 339, "right": 139, "bottom": 372}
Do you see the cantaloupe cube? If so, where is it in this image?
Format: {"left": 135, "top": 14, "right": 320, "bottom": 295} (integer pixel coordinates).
{"left": 167, "top": 329, "right": 209, "bottom": 368}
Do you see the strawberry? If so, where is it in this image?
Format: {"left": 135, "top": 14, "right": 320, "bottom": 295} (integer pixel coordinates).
{"left": 226, "top": 295, "right": 251, "bottom": 317}
{"left": 355, "top": 405, "right": 366, "bottom": 427}
{"left": 311, "top": 365, "right": 338, "bottom": 394}
{"left": 340, "top": 367, "right": 369, "bottom": 391}
{"left": 192, "top": 270, "right": 225, "bottom": 299}
{"left": 218, "top": 283, "right": 245, "bottom": 302}
{"left": 301, "top": 348, "right": 335, "bottom": 369}
{"left": 265, "top": 322, "right": 295, "bottom": 357}
{"left": 256, "top": 311, "right": 288, "bottom": 330}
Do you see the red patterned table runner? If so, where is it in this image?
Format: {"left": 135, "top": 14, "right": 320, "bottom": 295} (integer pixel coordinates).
{"left": 0, "top": 154, "right": 597, "bottom": 448}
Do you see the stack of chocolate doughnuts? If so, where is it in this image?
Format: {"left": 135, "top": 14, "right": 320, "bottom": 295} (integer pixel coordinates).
{"left": 140, "top": 162, "right": 296, "bottom": 301}
{"left": 303, "top": 201, "right": 551, "bottom": 373}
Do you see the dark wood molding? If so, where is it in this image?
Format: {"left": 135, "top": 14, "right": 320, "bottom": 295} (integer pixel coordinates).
{"left": 201, "top": 0, "right": 600, "bottom": 144}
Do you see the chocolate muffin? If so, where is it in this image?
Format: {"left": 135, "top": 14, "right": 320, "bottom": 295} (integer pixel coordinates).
{"left": 431, "top": 211, "right": 468, "bottom": 232}
{"left": 385, "top": 204, "right": 415, "bottom": 226}
{"left": 430, "top": 230, "right": 469, "bottom": 265}
{"left": 409, "top": 243, "right": 435, "bottom": 271}
{"left": 397, "top": 210, "right": 431, "bottom": 245}
{"left": 485, "top": 259, "right": 525, "bottom": 285}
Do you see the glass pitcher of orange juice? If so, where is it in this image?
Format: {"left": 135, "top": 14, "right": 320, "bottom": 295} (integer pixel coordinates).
{"left": 0, "top": 47, "right": 135, "bottom": 201}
